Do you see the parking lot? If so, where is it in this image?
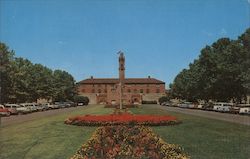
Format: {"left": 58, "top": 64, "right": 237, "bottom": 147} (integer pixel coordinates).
{"left": 156, "top": 105, "right": 250, "bottom": 126}
{"left": 0, "top": 106, "right": 84, "bottom": 127}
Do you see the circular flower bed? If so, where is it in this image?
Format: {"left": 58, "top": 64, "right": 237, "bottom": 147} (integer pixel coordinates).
{"left": 71, "top": 125, "right": 189, "bottom": 159}
{"left": 65, "top": 113, "right": 180, "bottom": 126}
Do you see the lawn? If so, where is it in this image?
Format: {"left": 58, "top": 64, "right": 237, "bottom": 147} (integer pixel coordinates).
{"left": 0, "top": 105, "right": 113, "bottom": 159}
{"left": 131, "top": 105, "right": 250, "bottom": 159}
{"left": 0, "top": 104, "right": 249, "bottom": 159}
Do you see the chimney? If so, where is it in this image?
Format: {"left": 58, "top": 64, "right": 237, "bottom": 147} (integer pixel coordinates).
{"left": 90, "top": 76, "right": 93, "bottom": 79}
{"left": 148, "top": 76, "right": 151, "bottom": 78}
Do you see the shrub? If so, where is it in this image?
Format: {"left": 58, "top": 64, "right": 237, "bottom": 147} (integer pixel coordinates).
{"left": 158, "top": 96, "right": 170, "bottom": 105}
{"left": 142, "top": 100, "right": 157, "bottom": 104}
{"left": 73, "top": 96, "right": 89, "bottom": 105}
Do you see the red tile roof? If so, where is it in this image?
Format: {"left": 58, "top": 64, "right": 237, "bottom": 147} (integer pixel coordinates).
{"left": 78, "top": 78, "right": 165, "bottom": 84}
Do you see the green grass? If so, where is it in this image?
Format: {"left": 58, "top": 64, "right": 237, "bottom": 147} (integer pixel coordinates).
{"left": 130, "top": 105, "right": 250, "bottom": 159}
{"left": 0, "top": 105, "right": 113, "bottom": 159}
{"left": 1, "top": 104, "right": 249, "bottom": 159}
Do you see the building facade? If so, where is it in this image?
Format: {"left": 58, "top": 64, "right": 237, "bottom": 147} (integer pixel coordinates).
{"left": 77, "top": 53, "right": 165, "bottom": 105}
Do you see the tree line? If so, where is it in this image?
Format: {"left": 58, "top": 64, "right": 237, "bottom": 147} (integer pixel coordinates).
{"left": 0, "top": 42, "right": 76, "bottom": 104}
{"left": 170, "top": 28, "right": 250, "bottom": 103}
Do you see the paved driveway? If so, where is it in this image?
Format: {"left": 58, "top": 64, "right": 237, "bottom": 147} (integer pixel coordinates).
{"left": 0, "top": 106, "right": 84, "bottom": 127}
{"left": 152, "top": 105, "right": 250, "bottom": 126}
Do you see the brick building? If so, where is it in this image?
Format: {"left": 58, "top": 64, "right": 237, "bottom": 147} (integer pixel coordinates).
{"left": 77, "top": 52, "right": 165, "bottom": 105}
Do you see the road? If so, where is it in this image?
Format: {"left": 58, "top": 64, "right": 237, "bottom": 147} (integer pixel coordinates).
{"left": 0, "top": 106, "right": 84, "bottom": 127}
{"left": 1, "top": 105, "right": 250, "bottom": 127}
{"left": 151, "top": 105, "right": 250, "bottom": 126}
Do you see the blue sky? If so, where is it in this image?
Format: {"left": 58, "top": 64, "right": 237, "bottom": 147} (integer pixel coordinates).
{"left": 0, "top": 0, "right": 249, "bottom": 87}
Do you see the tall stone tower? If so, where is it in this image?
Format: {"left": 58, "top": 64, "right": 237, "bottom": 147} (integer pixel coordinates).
{"left": 118, "top": 51, "right": 125, "bottom": 82}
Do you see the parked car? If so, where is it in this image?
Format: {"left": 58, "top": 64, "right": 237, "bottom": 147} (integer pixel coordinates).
{"left": 64, "top": 102, "right": 72, "bottom": 108}
{"left": 55, "top": 102, "right": 67, "bottom": 108}
{"left": 230, "top": 106, "right": 240, "bottom": 114}
{"left": 197, "top": 104, "right": 204, "bottom": 109}
{"left": 178, "top": 102, "right": 194, "bottom": 108}
{"left": 162, "top": 102, "right": 172, "bottom": 106}
{"left": 213, "top": 102, "right": 233, "bottom": 112}
{"left": 40, "top": 103, "right": 58, "bottom": 109}
{"left": 19, "top": 107, "right": 32, "bottom": 114}
{"left": 67, "top": 101, "right": 76, "bottom": 107}
{"left": 4, "top": 104, "right": 20, "bottom": 114}
{"left": 239, "top": 104, "right": 250, "bottom": 115}
{"left": 0, "top": 104, "right": 11, "bottom": 116}
{"left": 36, "top": 104, "right": 49, "bottom": 111}
{"left": 77, "top": 102, "right": 85, "bottom": 106}
{"left": 20, "top": 103, "right": 38, "bottom": 112}
{"left": 202, "top": 102, "right": 214, "bottom": 111}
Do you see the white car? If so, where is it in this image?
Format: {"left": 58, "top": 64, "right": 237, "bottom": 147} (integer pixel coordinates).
{"left": 178, "top": 102, "right": 194, "bottom": 108}
{"left": 213, "top": 102, "right": 233, "bottom": 112}
{"left": 197, "top": 104, "right": 204, "bottom": 109}
{"left": 43, "top": 103, "right": 59, "bottom": 109}
{"left": 20, "top": 103, "right": 37, "bottom": 112}
{"left": 239, "top": 104, "right": 250, "bottom": 115}
{"left": 16, "top": 105, "right": 32, "bottom": 114}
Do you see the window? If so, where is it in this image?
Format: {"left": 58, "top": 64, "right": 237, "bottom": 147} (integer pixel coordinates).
{"left": 146, "top": 89, "right": 150, "bottom": 93}
{"left": 140, "top": 89, "right": 143, "bottom": 93}
{"left": 134, "top": 89, "right": 137, "bottom": 93}
{"left": 127, "top": 89, "right": 131, "bottom": 93}
{"left": 104, "top": 89, "right": 107, "bottom": 93}
{"left": 92, "top": 89, "right": 95, "bottom": 93}
{"left": 98, "top": 89, "right": 101, "bottom": 93}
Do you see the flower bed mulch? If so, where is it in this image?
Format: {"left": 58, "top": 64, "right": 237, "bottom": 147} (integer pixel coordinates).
{"left": 65, "top": 113, "right": 180, "bottom": 126}
{"left": 71, "top": 125, "right": 189, "bottom": 159}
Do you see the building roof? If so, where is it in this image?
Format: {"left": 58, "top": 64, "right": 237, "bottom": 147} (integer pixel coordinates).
{"left": 78, "top": 78, "right": 165, "bottom": 84}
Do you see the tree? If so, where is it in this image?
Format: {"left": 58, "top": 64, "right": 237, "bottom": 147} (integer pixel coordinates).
{"left": 1, "top": 42, "right": 77, "bottom": 103}
{"left": 52, "top": 70, "right": 76, "bottom": 101}
{"left": 7, "top": 57, "right": 34, "bottom": 103}
{"left": 170, "top": 28, "right": 250, "bottom": 103}
{"left": 29, "top": 64, "right": 54, "bottom": 101}
{"left": 0, "top": 42, "right": 14, "bottom": 103}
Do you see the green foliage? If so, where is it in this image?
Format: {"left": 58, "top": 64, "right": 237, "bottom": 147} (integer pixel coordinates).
{"left": 73, "top": 96, "right": 89, "bottom": 105}
{"left": 0, "top": 42, "right": 76, "bottom": 103}
{"left": 158, "top": 96, "right": 170, "bottom": 104}
{"left": 52, "top": 70, "right": 76, "bottom": 101}
{"left": 0, "top": 43, "right": 14, "bottom": 103}
{"left": 171, "top": 28, "right": 250, "bottom": 102}
{"left": 141, "top": 100, "right": 157, "bottom": 104}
